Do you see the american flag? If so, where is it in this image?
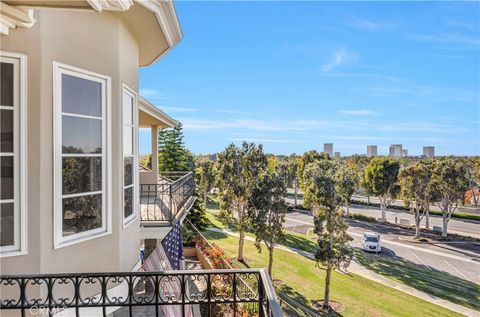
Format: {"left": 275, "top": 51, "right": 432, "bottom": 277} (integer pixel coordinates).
{"left": 142, "top": 222, "right": 192, "bottom": 317}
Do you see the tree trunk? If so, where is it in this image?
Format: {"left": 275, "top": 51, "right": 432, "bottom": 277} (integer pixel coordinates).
{"left": 346, "top": 204, "right": 350, "bottom": 217}
{"left": 414, "top": 214, "right": 421, "bottom": 239}
{"left": 425, "top": 209, "right": 430, "bottom": 229}
{"left": 294, "top": 182, "right": 298, "bottom": 207}
{"left": 204, "top": 190, "right": 208, "bottom": 209}
{"left": 442, "top": 217, "right": 449, "bottom": 238}
{"left": 379, "top": 197, "right": 387, "bottom": 222}
{"left": 367, "top": 196, "right": 370, "bottom": 204}
{"left": 323, "top": 263, "right": 332, "bottom": 310}
{"left": 238, "top": 229, "right": 245, "bottom": 261}
{"left": 237, "top": 204, "right": 245, "bottom": 261}
{"left": 267, "top": 245, "right": 274, "bottom": 277}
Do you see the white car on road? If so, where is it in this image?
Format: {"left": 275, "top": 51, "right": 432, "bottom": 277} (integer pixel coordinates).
{"left": 362, "top": 232, "right": 381, "bottom": 253}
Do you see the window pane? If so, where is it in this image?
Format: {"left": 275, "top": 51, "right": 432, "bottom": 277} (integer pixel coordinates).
{"left": 62, "top": 116, "right": 102, "bottom": 154}
{"left": 124, "top": 156, "right": 133, "bottom": 186}
{"left": 0, "top": 157, "right": 13, "bottom": 200}
{"left": 123, "top": 92, "right": 133, "bottom": 125}
{"left": 62, "top": 74, "right": 101, "bottom": 117}
{"left": 0, "top": 109, "right": 13, "bottom": 152}
{"left": 123, "top": 126, "right": 133, "bottom": 155}
{"left": 124, "top": 187, "right": 133, "bottom": 219}
{"left": 1, "top": 62, "right": 14, "bottom": 106}
{"left": 62, "top": 194, "right": 102, "bottom": 236}
{"left": 0, "top": 202, "right": 14, "bottom": 246}
{"left": 63, "top": 157, "right": 102, "bottom": 195}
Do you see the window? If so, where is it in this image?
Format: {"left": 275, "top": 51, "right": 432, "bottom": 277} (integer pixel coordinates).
{"left": 123, "top": 85, "right": 137, "bottom": 225}
{"left": 54, "top": 62, "right": 111, "bottom": 248}
{"left": 0, "top": 52, "right": 26, "bottom": 256}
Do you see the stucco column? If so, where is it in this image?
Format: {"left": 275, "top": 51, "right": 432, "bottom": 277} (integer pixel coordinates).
{"left": 151, "top": 125, "right": 158, "bottom": 182}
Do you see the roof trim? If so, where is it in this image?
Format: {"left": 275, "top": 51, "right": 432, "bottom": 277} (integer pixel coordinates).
{"left": 139, "top": 96, "right": 178, "bottom": 128}
{"left": 136, "top": 0, "right": 183, "bottom": 66}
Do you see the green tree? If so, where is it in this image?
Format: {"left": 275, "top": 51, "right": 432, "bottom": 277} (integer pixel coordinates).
{"left": 430, "top": 158, "right": 470, "bottom": 237}
{"left": 399, "top": 162, "right": 431, "bottom": 238}
{"left": 363, "top": 158, "right": 400, "bottom": 222}
{"left": 183, "top": 191, "right": 209, "bottom": 244}
{"left": 158, "top": 123, "right": 190, "bottom": 172}
{"left": 248, "top": 169, "right": 287, "bottom": 276}
{"left": 195, "top": 158, "right": 216, "bottom": 208}
{"left": 302, "top": 156, "right": 353, "bottom": 311}
{"left": 298, "top": 150, "right": 327, "bottom": 207}
{"left": 216, "top": 142, "right": 267, "bottom": 261}
{"left": 335, "top": 162, "right": 359, "bottom": 216}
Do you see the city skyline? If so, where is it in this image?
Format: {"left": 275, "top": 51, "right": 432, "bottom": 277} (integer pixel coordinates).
{"left": 139, "top": 1, "right": 480, "bottom": 156}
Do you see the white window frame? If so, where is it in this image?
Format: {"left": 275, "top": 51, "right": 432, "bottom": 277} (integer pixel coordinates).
{"left": 122, "top": 84, "right": 138, "bottom": 227}
{"left": 53, "top": 62, "right": 112, "bottom": 249}
{"left": 0, "top": 51, "right": 27, "bottom": 257}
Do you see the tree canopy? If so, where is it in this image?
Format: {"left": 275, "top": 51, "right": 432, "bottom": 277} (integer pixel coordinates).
{"left": 158, "top": 123, "right": 191, "bottom": 172}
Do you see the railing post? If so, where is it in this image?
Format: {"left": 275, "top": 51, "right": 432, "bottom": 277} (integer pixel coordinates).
{"left": 258, "top": 273, "right": 265, "bottom": 317}
{"left": 169, "top": 183, "right": 173, "bottom": 223}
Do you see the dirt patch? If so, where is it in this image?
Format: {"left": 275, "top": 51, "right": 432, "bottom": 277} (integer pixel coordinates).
{"left": 312, "top": 300, "right": 344, "bottom": 313}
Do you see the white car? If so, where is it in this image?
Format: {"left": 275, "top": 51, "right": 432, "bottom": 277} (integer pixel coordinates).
{"left": 362, "top": 232, "right": 381, "bottom": 253}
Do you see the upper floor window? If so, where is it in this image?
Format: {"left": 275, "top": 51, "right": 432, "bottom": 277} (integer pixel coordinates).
{"left": 53, "top": 62, "right": 111, "bottom": 248}
{"left": 0, "top": 52, "right": 27, "bottom": 256}
{"left": 123, "top": 85, "right": 137, "bottom": 225}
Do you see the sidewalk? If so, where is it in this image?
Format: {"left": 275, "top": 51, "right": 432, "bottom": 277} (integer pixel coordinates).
{"left": 207, "top": 227, "right": 479, "bottom": 317}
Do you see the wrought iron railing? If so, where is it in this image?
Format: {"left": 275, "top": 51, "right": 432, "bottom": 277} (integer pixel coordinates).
{"left": 0, "top": 269, "right": 283, "bottom": 317}
{"left": 140, "top": 171, "right": 195, "bottom": 225}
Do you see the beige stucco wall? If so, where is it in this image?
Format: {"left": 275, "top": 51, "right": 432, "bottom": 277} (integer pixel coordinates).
{"left": 0, "top": 8, "right": 142, "bottom": 274}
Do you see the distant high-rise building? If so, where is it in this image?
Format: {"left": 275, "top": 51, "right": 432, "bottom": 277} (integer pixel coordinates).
{"left": 323, "top": 143, "right": 333, "bottom": 157}
{"left": 423, "top": 146, "right": 435, "bottom": 158}
{"left": 402, "top": 149, "right": 408, "bottom": 157}
{"left": 334, "top": 152, "right": 341, "bottom": 158}
{"left": 366, "top": 145, "right": 377, "bottom": 157}
{"left": 389, "top": 144, "right": 403, "bottom": 157}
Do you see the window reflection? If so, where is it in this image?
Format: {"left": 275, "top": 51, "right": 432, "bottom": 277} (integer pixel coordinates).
{"left": 63, "top": 157, "right": 102, "bottom": 195}
{"left": 62, "top": 194, "right": 102, "bottom": 236}
{"left": 0, "top": 157, "right": 13, "bottom": 200}
{"left": 0, "top": 62, "right": 14, "bottom": 106}
{"left": 124, "top": 187, "right": 133, "bottom": 219}
{"left": 124, "top": 157, "right": 133, "bottom": 186}
{"left": 0, "top": 202, "right": 14, "bottom": 246}
{"left": 62, "top": 74, "right": 101, "bottom": 116}
{"left": 62, "top": 116, "right": 102, "bottom": 154}
{"left": 0, "top": 110, "right": 13, "bottom": 152}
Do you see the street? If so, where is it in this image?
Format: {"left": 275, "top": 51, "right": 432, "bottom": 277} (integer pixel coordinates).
{"left": 283, "top": 209, "right": 480, "bottom": 284}
{"left": 285, "top": 196, "right": 480, "bottom": 238}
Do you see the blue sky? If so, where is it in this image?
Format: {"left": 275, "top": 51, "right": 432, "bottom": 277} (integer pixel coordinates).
{"left": 139, "top": 1, "right": 480, "bottom": 156}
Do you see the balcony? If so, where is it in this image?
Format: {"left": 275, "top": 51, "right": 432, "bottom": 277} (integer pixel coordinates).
{"left": 140, "top": 171, "right": 195, "bottom": 226}
{"left": 0, "top": 269, "right": 283, "bottom": 317}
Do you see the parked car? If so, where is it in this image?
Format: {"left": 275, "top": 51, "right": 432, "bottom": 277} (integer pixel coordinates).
{"left": 362, "top": 232, "right": 381, "bottom": 253}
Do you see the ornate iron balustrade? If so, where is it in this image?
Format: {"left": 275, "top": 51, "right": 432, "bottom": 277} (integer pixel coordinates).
{"left": 140, "top": 171, "right": 195, "bottom": 225}
{"left": 0, "top": 269, "right": 282, "bottom": 317}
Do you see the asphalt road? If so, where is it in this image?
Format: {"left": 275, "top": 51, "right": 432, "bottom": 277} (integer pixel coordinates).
{"left": 285, "top": 196, "right": 480, "bottom": 238}
{"left": 283, "top": 209, "right": 480, "bottom": 284}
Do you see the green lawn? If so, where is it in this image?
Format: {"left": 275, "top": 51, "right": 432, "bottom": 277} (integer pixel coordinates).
{"left": 203, "top": 230, "right": 462, "bottom": 317}
{"left": 354, "top": 250, "right": 480, "bottom": 310}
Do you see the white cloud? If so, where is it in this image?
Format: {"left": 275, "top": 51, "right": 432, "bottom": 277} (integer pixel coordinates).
{"left": 139, "top": 88, "right": 167, "bottom": 100}
{"left": 161, "top": 106, "right": 197, "bottom": 113}
{"left": 230, "top": 138, "right": 301, "bottom": 144}
{"left": 348, "top": 16, "right": 397, "bottom": 32}
{"left": 340, "top": 109, "right": 379, "bottom": 116}
{"left": 321, "top": 48, "right": 358, "bottom": 72}
{"left": 406, "top": 33, "right": 480, "bottom": 47}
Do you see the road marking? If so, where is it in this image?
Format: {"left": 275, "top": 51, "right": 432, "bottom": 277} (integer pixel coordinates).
{"left": 348, "top": 232, "right": 480, "bottom": 265}
{"left": 443, "top": 260, "right": 472, "bottom": 282}
{"left": 284, "top": 217, "right": 314, "bottom": 226}
{"left": 412, "top": 252, "right": 432, "bottom": 271}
